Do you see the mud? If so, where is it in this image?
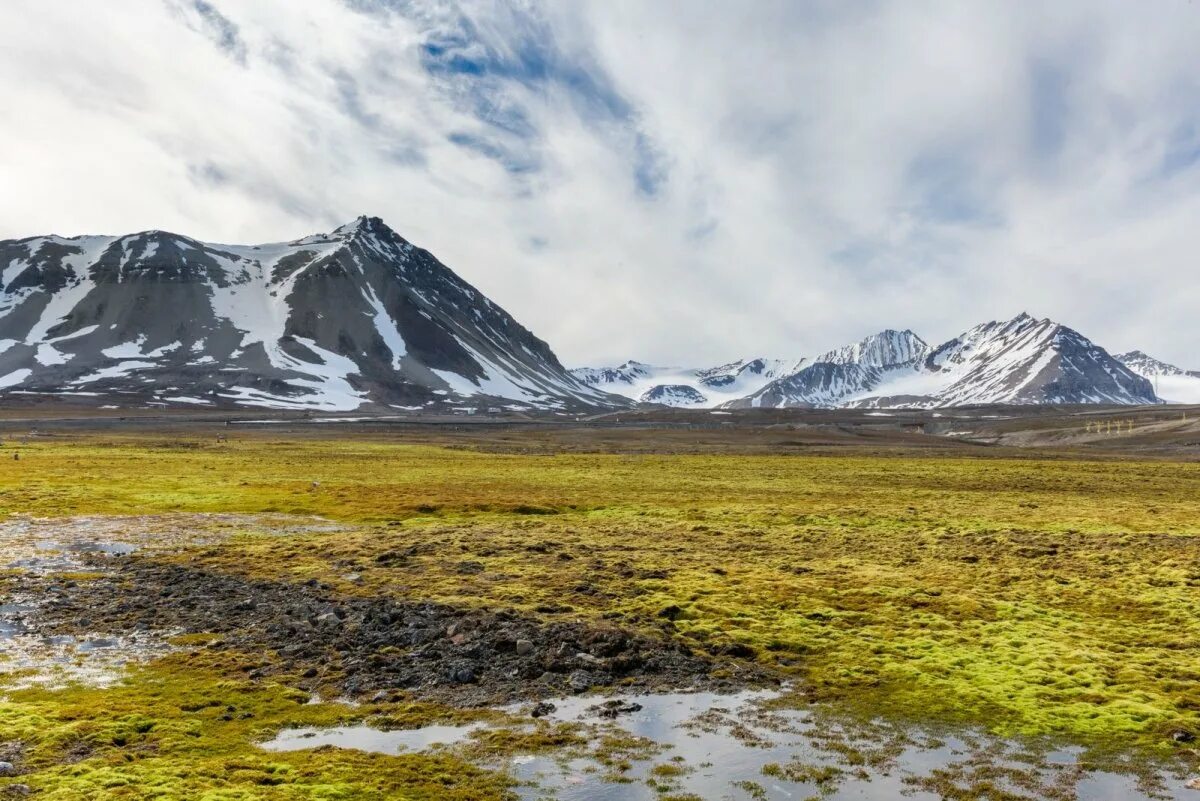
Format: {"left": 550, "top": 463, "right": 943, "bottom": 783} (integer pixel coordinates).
{"left": 25, "top": 557, "right": 777, "bottom": 706}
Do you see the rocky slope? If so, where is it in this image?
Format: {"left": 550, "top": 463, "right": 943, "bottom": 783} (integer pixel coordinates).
{"left": 571, "top": 357, "right": 807, "bottom": 408}
{"left": 728, "top": 314, "right": 1156, "bottom": 409}
{"left": 577, "top": 316, "right": 1159, "bottom": 410}
{"left": 1114, "top": 351, "right": 1200, "bottom": 404}
{"left": 0, "top": 217, "right": 622, "bottom": 411}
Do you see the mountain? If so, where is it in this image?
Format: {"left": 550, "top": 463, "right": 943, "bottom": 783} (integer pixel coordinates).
{"left": 728, "top": 330, "right": 931, "bottom": 409}
{"left": 570, "top": 357, "right": 806, "bottom": 408}
{"left": 639, "top": 384, "right": 708, "bottom": 406}
{"left": 727, "top": 314, "right": 1158, "bottom": 409}
{"left": 1114, "top": 351, "right": 1200, "bottom": 404}
{"left": 923, "top": 314, "right": 1155, "bottom": 406}
{"left": 812, "top": 329, "right": 930, "bottom": 367}
{"left": 0, "top": 217, "right": 623, "bottom": 411}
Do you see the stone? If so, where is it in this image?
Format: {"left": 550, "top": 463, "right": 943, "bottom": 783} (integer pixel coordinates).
{"left": 514, "top": 638, "right": 535, "bottom": 656}
{"left": 530, "top": 701, "right": 556, "bottom": 718}
{"left": 593, "top": 700, "right": 643, "bottom": 719}
{"left": 568, "top": 670, "right": 593, "bottom": 693}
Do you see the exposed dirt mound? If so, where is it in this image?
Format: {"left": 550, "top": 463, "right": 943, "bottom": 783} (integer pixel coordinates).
{"left": 27, "top": 558, "right": 776, "bottom": 706}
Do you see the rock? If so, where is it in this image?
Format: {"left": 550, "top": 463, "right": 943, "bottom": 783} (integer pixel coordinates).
{"left": 530, "top": 701, "right": 557, "bottom": 718}
{"left": 0, "top": 761, "right": 15, "bottom": 776}
{"left": 1186, "top": 777, "right": 1200, "bottom": 791}
{"left": 592, "top": 700, "right": 643, "bottom": 719}
{"left": 3, "top": 784, "right": 30, "bottom": 797}
{"left": 575, "top": 652, "right": 603, "bottom": 666}
{"left": 568, "top": 670, "right": 593, "bottom": 693}
{"left": 514, "top": 638, "right": 535, "bottom": 656}
{"left": 1172, "top": 729, "right": 1196, "bottom": 743}
{"left": 447, "top": 665, "right": 476, "bottom": 684}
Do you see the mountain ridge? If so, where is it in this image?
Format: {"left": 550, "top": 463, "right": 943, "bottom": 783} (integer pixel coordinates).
{"left": 579, "top": 314, "right": 1163, "bottom": 410}
{"left": 0, "top": 219, "right": 1180, "bottom": 412}
{"left": 0, "top": 216, "right": 623, "bottom": 411}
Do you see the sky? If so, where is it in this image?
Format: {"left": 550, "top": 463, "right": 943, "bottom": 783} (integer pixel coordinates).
{"left": 1, "top": 1, "right": 1199, "bottom": 368}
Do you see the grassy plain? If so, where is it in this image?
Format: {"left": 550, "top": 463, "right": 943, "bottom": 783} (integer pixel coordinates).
{"left": 1, "top": 429, "right": 1199, "bottom": 797}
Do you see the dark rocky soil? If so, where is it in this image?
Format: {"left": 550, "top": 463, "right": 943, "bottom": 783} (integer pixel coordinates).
{"left": 24, "top": 557, "right": 777, "bottom": 706}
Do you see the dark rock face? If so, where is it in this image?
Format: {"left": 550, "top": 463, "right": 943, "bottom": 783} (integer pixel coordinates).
{"left": 0, "top": 217, "right": 623, "bottom": 411}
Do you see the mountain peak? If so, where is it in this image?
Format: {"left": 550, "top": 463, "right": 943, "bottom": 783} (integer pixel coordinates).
{"left": 814, "top": 328, "right": 929, "bottom": 368}
{"left": 0, "top": 219, "right": 619, "bottom": 412}
{"left": 331, "top": 215, "right": 394, "bottom": 239}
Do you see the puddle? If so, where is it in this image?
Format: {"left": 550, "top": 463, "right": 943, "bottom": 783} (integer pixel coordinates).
{"left": 0, "top": 513, "right": 353, "bottom": 688}
{"left": 263, "top": 722, "right": 487, "bottom": 754}
{"left": 259, "top": 690, "right": 1195, "bottom": 800}
{"left": 504, "top": 691, "right": 1193, "bottom": 800}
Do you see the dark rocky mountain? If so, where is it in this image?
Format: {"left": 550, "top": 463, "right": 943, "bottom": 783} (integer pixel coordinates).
{"left": 0, "top": 217, "right": 623, "bottom": 411}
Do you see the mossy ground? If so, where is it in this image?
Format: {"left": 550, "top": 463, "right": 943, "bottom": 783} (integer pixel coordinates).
{"left": 1, "top": 432, "right": 1199, "bottom": 797}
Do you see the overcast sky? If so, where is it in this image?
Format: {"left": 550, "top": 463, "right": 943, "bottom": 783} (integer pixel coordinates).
{"left": 2, "top": 1, "right": 1198, "bottom": 367}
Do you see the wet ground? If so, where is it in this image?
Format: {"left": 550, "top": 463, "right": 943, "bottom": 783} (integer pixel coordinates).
{"left": 263, "top": 688, "right": 1195, "bottom": 800}
{"left": 2, "top": 514, "right": 1198, "bottom": 799}
{"left": 0, "top": 513, "right": 345, "bottom": 687}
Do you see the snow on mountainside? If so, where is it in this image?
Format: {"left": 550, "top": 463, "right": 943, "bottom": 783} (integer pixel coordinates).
{"left": 813, "top": 329, "right": 930, "bottom": 367}
{"left": 570, "top": 357, "right": 806, "bottom": 408}
{"left": 726, "top": 314, "right": 1158, "bottom": 409}
{"left": 727, "top": 330, "right": 931, "bottom": 409}
{"left": 0, "top": 217, "right": 624, "bottom": 411}
{"left": 1115, "top": 351, "right": 1200, "bottom": 404}
{"left": 639, "top": 384, "right": 708, "bottom": 406}
{"left": 923, "top": 314, "right": 1154, "bottom": 406}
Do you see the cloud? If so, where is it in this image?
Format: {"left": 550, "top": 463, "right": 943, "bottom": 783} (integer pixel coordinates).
{"left": 0, "top": 0, "right": 1198, "bottom": 367}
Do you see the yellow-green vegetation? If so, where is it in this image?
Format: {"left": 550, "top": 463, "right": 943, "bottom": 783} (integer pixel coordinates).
{"left": 2, "top": 432, "right": 1200, "bottom": 796}
{"left": 0, "top": 650, "right": 514, "bottom": 799}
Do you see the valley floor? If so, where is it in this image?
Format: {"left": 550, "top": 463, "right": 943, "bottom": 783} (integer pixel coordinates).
{"left": 0, "top": 414, "right": 1198, "bottom": 799}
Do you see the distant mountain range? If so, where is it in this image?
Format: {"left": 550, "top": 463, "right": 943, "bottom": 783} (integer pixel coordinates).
{"left": 577, "top": 315, "right": 1195, "bottom": 409}
{"left": 1113, "top": 351, "right": 1200, "bottom": 405}
{"left": 0, "top": 217, "right": 1192, "bottom": 411}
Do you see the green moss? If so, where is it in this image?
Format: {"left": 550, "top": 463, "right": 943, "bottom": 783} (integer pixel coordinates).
{"left": 3, "top": 433, "right": 1200, "bottom": 775}
{"left": 0, "top": 653, "right": 516, "bottom": 799}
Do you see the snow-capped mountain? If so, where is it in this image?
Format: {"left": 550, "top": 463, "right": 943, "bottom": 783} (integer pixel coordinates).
{"left": 921, "top": 314, "right": 1154, "bottom": 406}
{"left": 1114, "top": 351, "right": 1200, "bottom": 404}
{"left": 0, "top": 217, "right": 624, "bottom": 411}
{"left": 729, "top": 330, "right": 932, "bottom": 409}
{"left": 570, "top": 357, "right": 806, "bottom": 408}
{"left": 812, "top": 329, "right": 930, "bottom": 367}
{"left": 639, "top": 384, "right": 708, "bottom": 406}
{"left": 727, "top": 314, "right": 1157, "bottom": 409}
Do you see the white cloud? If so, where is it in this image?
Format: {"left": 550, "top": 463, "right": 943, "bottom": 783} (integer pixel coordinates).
{"left": 1, "top": 0, "right": 1198, "bottom": 368}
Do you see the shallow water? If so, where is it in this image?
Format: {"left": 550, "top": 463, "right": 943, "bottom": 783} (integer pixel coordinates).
{"left": 263, "top": 722, "right": 487, "bottom": 754}
{"left": 260, "top": 689, "right": 1194, "bottom": 800}
{"left": 506, "top": 691, "right": 1191, "bottom": 800}
{"left": 0, "top": 513, "right": 352, "bottom": 685}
